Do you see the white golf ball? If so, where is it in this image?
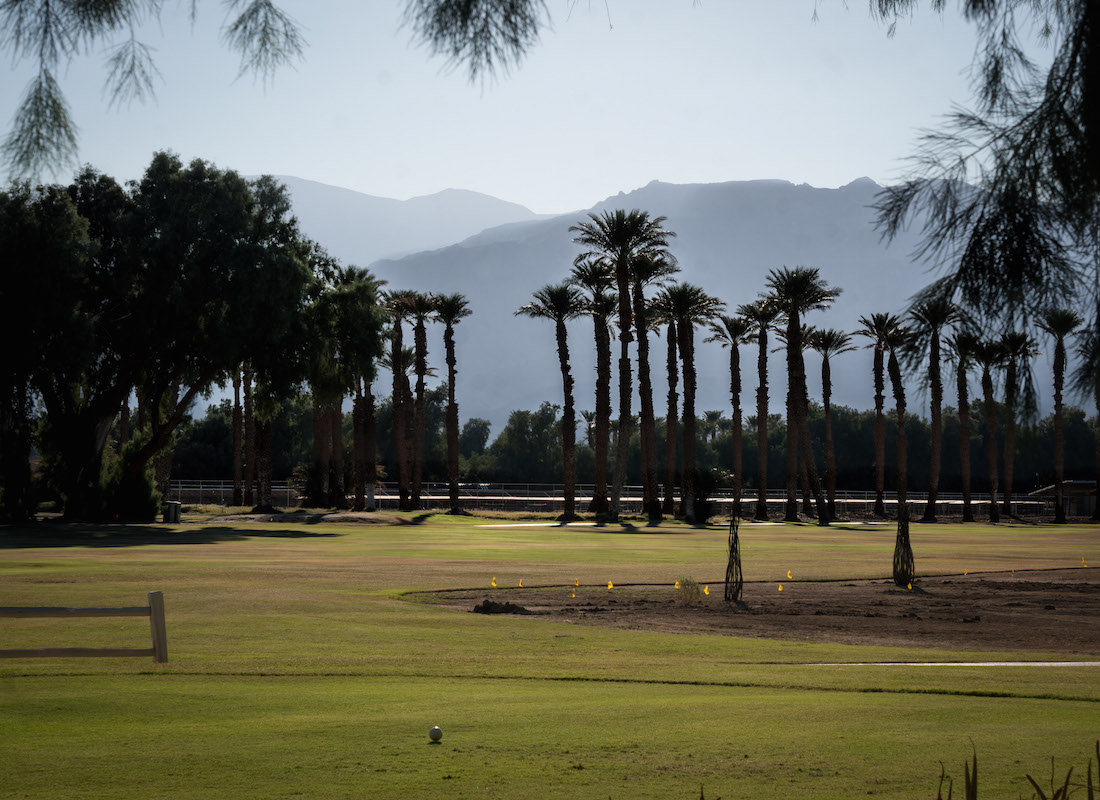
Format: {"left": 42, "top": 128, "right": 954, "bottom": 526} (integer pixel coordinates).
{"left": 429, "top": 726, "right": 443, "bottom": 742}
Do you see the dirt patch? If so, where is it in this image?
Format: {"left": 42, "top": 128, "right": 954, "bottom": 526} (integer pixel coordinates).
{"left": 472, "top": 599, "right": 532, "bottom": 615}
{"left": 425, "top": 568, "right": 1100, "bottom": 655}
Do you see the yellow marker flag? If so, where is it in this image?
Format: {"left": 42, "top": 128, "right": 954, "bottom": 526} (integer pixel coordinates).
{"left": 674, "top": 580, "right": 681, "bottom": 589}
{"left": 787, "top": 570, "right": 792, "bottom": 580}
{"left": 703, "top": 585, "right": 709, "bottom": 596}
{"left": 907, "top": 583, "right": 912, "bottom": 590}
{"left": 778, "top": 584, "right": 783, "bottom": 592}
{"left": 491, "top": 577, "right": 497, "bottom": 587}
{"left": 608, "top": 581, "right": 613, "bottom": 589}
{"left": 519, "top": 579, "right": 524, "bottom": 588}
{"left": 574, "top": 579, "right": 579, "bottom": 586}
{"left": 571, "top": 589, "right": 576, "bottom": 598}
{"left": 964, "top": 569, "right": 968, "bottom": 576}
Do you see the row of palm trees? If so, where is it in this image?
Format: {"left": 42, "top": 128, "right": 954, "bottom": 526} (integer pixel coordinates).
{"left": 519, "top": 208, "right": 1096, "bottom": 533}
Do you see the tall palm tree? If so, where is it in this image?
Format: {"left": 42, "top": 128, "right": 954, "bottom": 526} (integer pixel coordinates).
{"left": 999, "top": 330, "right": 1039, "bottom": 516}
{"left": 884, "top": 321, "right": 915, "bottom": 585}
{"left": 231, "top": 370, "right": 242, "bottom": 506}
{"left": 630, "top": 251, "right": 679, "bottom": 521}
{"left": 243, "top": 366, "right": 255, "bottom": 507}
{"left": 807, "top": 327, "right": 856, "bottom": 519}
{"left": 739, "top": 299, "right": 781, "bottom": 520}
{"left": 1071, "top": 320, "right": 1100, "bottom": 521}
{"left": 908, "top": 297, "right": 959, "bottom": 522}
{"left": 707, "top": 315, "right": 752, "bottom": 516}
{"left": 766, "top": 266, "right": 840, "bottom": 526}
{"left": 856, "top": 313, "right": 904, "bottom": 518}
{"left": 516, "top": 283, "right": 584, "bottom": 520}
{"left": 1038, "top": 308, "right": 1081, "bottom": 523}
{"left": 658, "top": 282, "right": 724, "bottom": 523}
{"left": 651, "top": 294, "right": 680, "bottom": 516}
{"left": 407, "top": 292, "right": 436, "bottom": 510}
{"left": 433, "top": 292, "right": 472, "bottom": 516}
{"left": 571, "top": 210, "right": 676, "bottom": 521}
{"left": 384, "top": 290, "right": 417, "bottom": 511}
{"left": 974, "top": 339, "right": 1005, "bottom": 523}
{"left": 945, "top": 331, "right": 979, "bottom": 522}
{"left": 569, "top": 256, "right": 616, "bottom": 516}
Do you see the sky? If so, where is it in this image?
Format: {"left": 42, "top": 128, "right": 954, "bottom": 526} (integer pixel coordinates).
{"left": 0, "top": 1, "right": 995, "bottom": 215}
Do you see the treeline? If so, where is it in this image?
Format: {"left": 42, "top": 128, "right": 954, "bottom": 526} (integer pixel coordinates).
{"left": 173, "top": 391, "right": 1099, "bottom": 498}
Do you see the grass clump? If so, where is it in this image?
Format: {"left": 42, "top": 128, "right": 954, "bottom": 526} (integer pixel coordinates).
{"left": 676, "top": 575, "right": 703, "bottom": 604}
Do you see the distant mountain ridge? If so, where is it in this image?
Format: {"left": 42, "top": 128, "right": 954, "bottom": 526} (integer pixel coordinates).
{"left": 268, "top": 175, "right": 542, "bottom": 265}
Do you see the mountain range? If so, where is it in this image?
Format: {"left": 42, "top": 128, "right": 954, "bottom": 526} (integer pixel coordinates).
{"left": 278, "top": 175, "right": 978, "bottom": 437}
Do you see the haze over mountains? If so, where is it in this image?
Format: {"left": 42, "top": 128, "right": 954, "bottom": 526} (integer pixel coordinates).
{"left": 281, "top": 175, "right": 971, "bottom": 437}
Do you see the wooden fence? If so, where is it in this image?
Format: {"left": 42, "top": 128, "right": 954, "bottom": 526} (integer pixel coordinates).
{"left": 0, "top": 591, "right": 168, "bottom": 663}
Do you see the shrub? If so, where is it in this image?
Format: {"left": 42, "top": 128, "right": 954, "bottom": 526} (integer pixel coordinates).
{"left": 676, "top": 576, "right": 703, "bottom": 604}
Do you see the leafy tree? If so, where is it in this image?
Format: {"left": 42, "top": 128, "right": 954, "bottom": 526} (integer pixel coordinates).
{"left": 807, "top": 327, "right": 856, "bottom": 519}
{"left": 569, "top": 255, "right": 615, "bottom": 515}
{"left": 459, "top": 418, "right": 492, "bottom": 459}
{"left": 433, "top": 292, "right": 472, "bottom": 514}
{"left": 766, "top": 267, "right": 840, "bottom": 525}
{"left": 516, "top": 283, "right": 584, "bottom": 520}
{"left": 486, "top": 403, "right": 562, "bottom": 483}
{"left": 1038, "top": 308, "right": 1082, "bottom": 523}
{"left": 571, "top": 209, "right": 675, "bottom": 521}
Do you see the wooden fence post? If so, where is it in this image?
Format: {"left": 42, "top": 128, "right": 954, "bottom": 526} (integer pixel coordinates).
{"left": 148, "top": 591, "right": 168, "bottom": 663}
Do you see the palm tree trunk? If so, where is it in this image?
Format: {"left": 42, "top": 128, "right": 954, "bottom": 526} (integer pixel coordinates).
{"left": 609, "top": 257, "right": 634, "bottom": 522}
{"left": 663, "top": 321, "right": 679, "bottom": 517}
{"left": 982, "top": 367, "right": 1001, "bottom": 523}
{"left": 632, "top": 281, "right": 661, "bottom": 521}
{"left": 872, "top": 349, "right": 886, "bottom": 517}
{"left": 390, "top": 326, "right": 410, "bottom": 511}
{"left": 119, "top": 397, "right": 130, "bottom": 452}
{"left": 353, "top": 388, "right": 366, "bottom": 510}
{"left": 364, "top": 379, "right": 377, "bottom": 512}
{"left": 958, "top": 365, "right": 974, "bottom": 522}
{"left": 755, "top": 332, "right": 770, "bottom": 520}
{"left": 256, "top": 418, "right": 274, "bottom": 511}
{"left": 243, "top": 368, "right": 255, "bottom": 507}
{"left": 1002, "top": 361, "right": 1018, "bottom": 517}
{"left": 729, "top": 346, "right": 742, "bottom": 516}
{"left": 412, "top": 318, "right": 428, "bottom": 511}
{"left": 442, "top": 322, "right": 461, "bottom": 514}
{"left": 591, "top": 314, "right": 612, "bottom": 516}
{"left": 822, "top": 356, "right": 837, "bottom": 519}
{"left": 800, "top": 458, "right": 814, "bottom": 517}
{"left": 679, "top": 320, "right": 697, "bottom": 523}
{"left": 1052, "top": 337, "right": 1067, "bottom": 523}
{"left": 784, "top": 313, "right": 801, "bottom": 522}
{"left": 792, "top": 328, "right": 828, "bottom": 526}
{"left": 310, "top": 396, "right": 331, "bottom": 507}
{"left": 556, "top": 318, "right": 577, "bottom": 520}
{"left": 922, "top": 335, "right": 943, "bottom": 522}
{"left": 231, "top": 371, "right": 242, "bottom": 506}
{"left": 330, "top": 403, "right": 346, "bottom": 509}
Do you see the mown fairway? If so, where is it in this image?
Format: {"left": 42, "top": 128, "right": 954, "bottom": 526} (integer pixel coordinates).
{"left": 2, "top": 516, "right": 1097, "bottom": 799}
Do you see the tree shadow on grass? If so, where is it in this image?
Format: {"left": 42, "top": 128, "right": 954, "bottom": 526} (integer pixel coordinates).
{"left": 0, "top": 524, "right": 341, "bottom": 549}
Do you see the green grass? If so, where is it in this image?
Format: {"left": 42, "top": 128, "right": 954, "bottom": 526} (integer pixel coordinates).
{"left": 1, "top": 517, "right": 1097, "bottom": 798}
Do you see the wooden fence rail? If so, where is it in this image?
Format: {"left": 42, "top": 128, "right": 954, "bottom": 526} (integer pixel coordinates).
{"left": 0, "top": 591, "right": 168, "bottom": 663}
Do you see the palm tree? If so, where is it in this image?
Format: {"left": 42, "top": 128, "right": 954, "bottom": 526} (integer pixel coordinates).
{"left": 407, "top": 292, "right": 436, "bottom": 510}
{"left": 231, "top": 370, "right": 242, "bottom": 506}
{"left": 766, "top": 267, "right": 840, "bottom": 526}
{"left": 945, "top": 331, "right": 979, "bottom": 522}
{"left": 707, "top": 315, "right": 752, "bottom": 516}
{"left": 516, "top": 283, "right": 584, "bottom": 520}
{"left": 739, "top": 299, "right": 781, "bottom": 520}
{"left": 1038, "top": 309, "right": 1081, "bottom": 523}
{"left": 856, "top": 313, "right": 903, "bottom": 518}
{"left": 999, "top": 330, "right": 1039, "bottom": 516}
{"left": 570, "top": 256, "right": 616, "bottom": 516}
{"left": 807, "top": 327, "right": 856, "bottom": 519}
{"left": 1071, "top": 321, "right": 1100, "bottom": 521}
{"left": 384, "top": 290, "right": 417, "bottom": 511}
{"left": 974, "top": 339, "right": 1005, "bottom": 523}
{"left": 908, "top": 297, "right": 959, "bottom": 522}
{"left": 243, "top": 366, "right": 255, "bottom": 507}
{"left": 657, "top": 283, "right": 724, "bottom": 523}
{"left": 651, "top": 294, "right": 681, "bottom": 516}
{"left": 571, "top": 210, "right": 676, "bottom": 521}
{"left": 433, "top": 292, "right": 472, "bottom": 515}
{"left": 884, "top": 320, "right": 915, "bottom": 586}
{"left": 630, "top": 250, "right": 679, "bottom": 521}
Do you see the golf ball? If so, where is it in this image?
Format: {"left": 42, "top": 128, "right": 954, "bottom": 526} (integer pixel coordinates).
{"left": 429, "top": 726, "right": 443, "bottom": 742}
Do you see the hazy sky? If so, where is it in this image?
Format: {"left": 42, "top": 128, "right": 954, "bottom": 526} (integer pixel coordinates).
{"left": 1, "top": 2, "right": 992, "bottom": 214}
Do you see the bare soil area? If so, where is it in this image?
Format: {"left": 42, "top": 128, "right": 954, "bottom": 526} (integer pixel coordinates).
{"left": 426, "top": 568, "right": 1100, "bottom": 655}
